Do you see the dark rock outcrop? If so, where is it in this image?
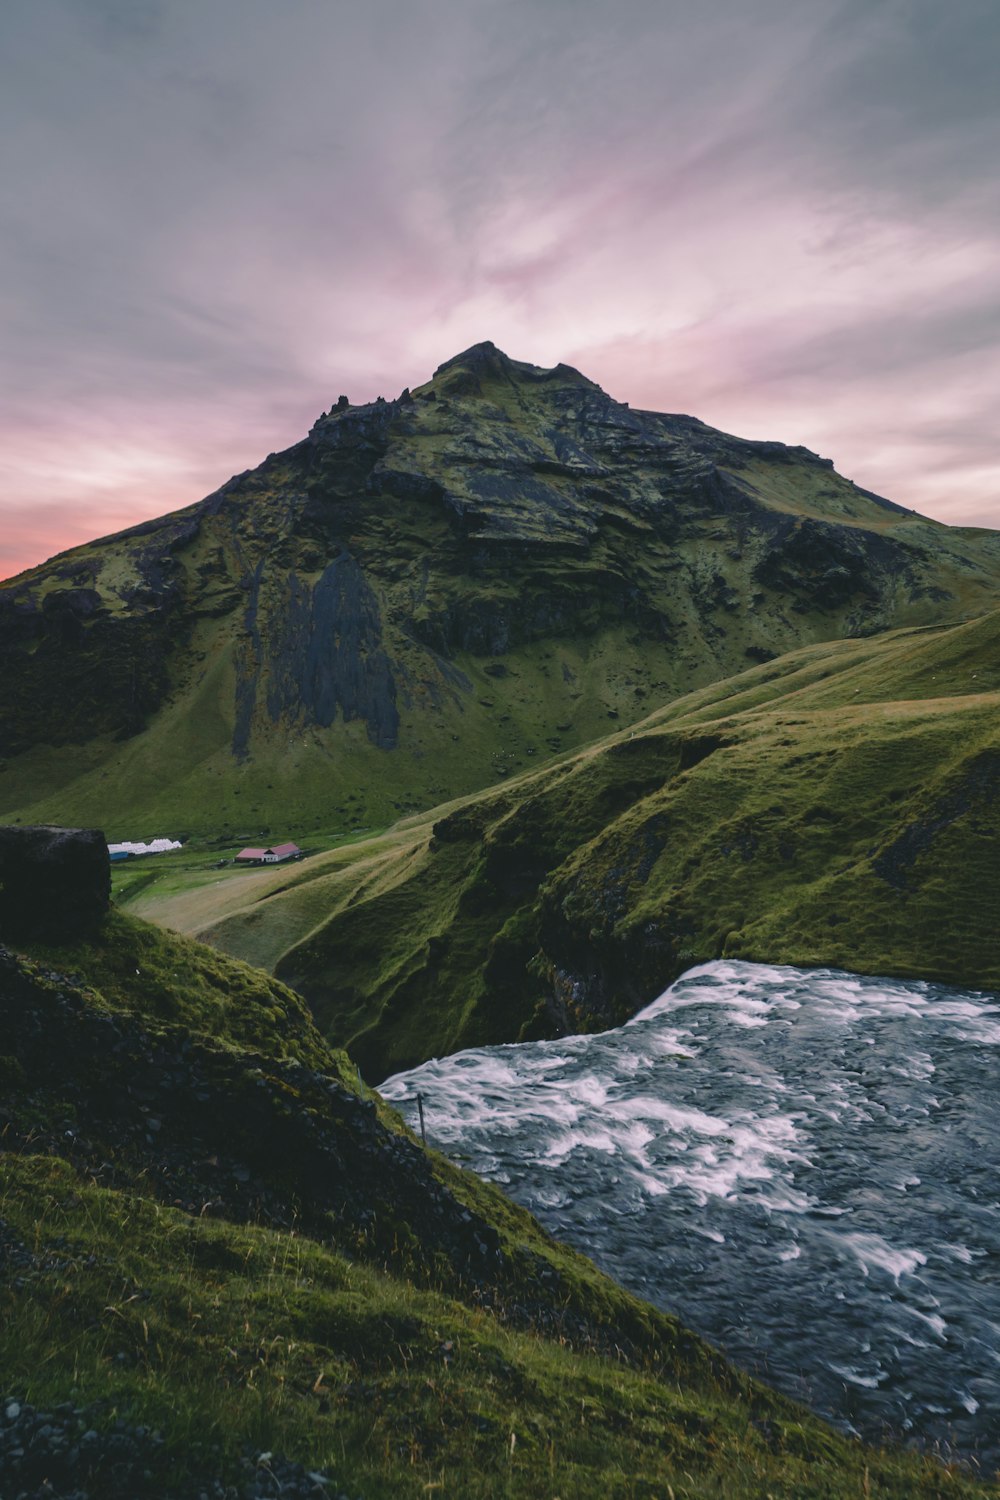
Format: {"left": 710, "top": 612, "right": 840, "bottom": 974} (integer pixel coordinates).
{"left": 0, "top": 825, "right": 109, "bottom": 941}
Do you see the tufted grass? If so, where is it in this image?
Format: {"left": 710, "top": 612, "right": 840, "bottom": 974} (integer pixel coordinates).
{"left": 1, "top": 1152, "right": 993, "bottom": 1498}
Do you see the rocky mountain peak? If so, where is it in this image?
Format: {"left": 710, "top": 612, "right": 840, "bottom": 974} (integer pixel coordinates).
{"left": 429, "top": 340, "right": 600, "bottom": 398}
{"left": 3, "top": 342, "right": 1000, "bottom": 837}
{"left": 433, "top": 338, "right": 508, "bottom": 374}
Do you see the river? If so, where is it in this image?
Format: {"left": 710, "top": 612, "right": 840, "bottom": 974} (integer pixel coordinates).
{"left": 381, "top": 960, "right": 1000, "bottom": 1470}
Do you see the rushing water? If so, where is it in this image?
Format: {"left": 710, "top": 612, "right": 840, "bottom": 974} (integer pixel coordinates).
{"left": 381, "top": 960, "right": 1000, "bottom": 1468}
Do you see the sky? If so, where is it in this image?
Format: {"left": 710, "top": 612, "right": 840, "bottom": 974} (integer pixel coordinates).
{"left": 2, "top": 0, "right": 998, "bottom": 580}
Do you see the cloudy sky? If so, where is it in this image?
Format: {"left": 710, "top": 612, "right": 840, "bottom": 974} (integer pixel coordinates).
{"left": 2, "top": 0, "right": 998, "bottom": 579}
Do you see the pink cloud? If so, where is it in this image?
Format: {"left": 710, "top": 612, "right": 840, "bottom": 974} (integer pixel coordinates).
{"left": 2, "top": 1, "right": 997, "bottom": 578}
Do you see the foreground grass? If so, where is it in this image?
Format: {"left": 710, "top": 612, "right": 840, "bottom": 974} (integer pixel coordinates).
{"left": 1, "top": 1155, "right": 991, "bottom": 1499}
{"left": 22, "top": 907, "right": 339, "bottom": 1073}
{"left": 4, "top": 913, "right": 997, "bottom": 1494}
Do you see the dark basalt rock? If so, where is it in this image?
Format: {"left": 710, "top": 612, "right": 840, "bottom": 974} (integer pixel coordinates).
{"left": 0, "top": 825, "right": 109, "bottom": 941}
{"left": 752, "top": 516, "right": 901, "bottom": 611}
{"left": 232, "top": 553, "right": 399, "bottom": 758}
{"left": 0, "top": 582, "right": 181, "bottom": 754}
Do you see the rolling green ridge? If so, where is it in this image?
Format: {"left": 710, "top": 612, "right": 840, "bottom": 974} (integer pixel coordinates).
{"left": 141, "top": 608, "right": 1000, "bottom": 1080}
{"left": 2, "top": 914, "right": 993, "bottom": 1496}
{"left": 4, "top": 341, "right": 1000, "bottom": 838}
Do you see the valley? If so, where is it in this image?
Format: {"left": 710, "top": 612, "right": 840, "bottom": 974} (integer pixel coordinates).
{"left": 120, "top": 608, "right": 1000, "bottom": 1081}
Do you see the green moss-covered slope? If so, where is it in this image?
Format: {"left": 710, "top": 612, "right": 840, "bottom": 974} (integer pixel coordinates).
{"left": 163, "top": 608, "right": 1000, "bottom": 1079}
{"left": 4, "top": 342, "right": 1000, "bottom": 838}
{"left": 2, "top": 915, "right": 992, "bottom": 1496}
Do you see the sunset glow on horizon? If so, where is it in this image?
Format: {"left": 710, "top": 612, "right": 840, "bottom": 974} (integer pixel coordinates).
{"left": 2, "top": 0, "right": 998, "bottom": 580}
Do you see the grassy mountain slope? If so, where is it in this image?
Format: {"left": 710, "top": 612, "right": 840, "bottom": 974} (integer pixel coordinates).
{"left": 4, "top": 916, "right": 987, "bottom": 1496}
{"left": 147, "top": 608, "right": 1000, "bottom": 1080}
{"left": 3, "top": 342, "right": 1000, "bottom": 839}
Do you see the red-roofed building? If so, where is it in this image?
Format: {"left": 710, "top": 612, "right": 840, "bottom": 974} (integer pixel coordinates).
{"left": 262, "top": 842, "right": 300, "bottom": 863}
{"left": 234, "top": 842, "right": 301, "bottom": 865}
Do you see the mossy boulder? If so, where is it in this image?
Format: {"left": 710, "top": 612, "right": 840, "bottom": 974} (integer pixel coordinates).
{"left": 0, "top": 824, "right": 109, "bottom": 941}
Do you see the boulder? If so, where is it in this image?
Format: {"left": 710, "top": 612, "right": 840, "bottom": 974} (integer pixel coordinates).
{"left": 0, "top": 826, "right": 110, "bottom": 942}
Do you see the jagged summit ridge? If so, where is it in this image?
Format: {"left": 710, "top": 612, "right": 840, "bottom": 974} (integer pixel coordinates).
{"left": 434, "top": 338, "right": 519, "bottom": 376}
{"left": 307, "top": 340, "right": 860, "bottom": 492}
{"left": 432, "top": 339, "right": 598, "bottom": 390}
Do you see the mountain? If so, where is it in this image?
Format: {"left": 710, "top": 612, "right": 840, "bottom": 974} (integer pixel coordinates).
{"left": 134, "top": 607, "right": 1000, "bottom": 1080}
{"left": 3, "top": 341, "right": 1000, "bottom": 837}
{"left": 1, "top": 909, "right": 991, "bottom": 1497}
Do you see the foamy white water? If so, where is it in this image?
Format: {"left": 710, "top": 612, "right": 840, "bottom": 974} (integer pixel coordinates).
{"left": 382, "top": 960, "right": 1000, "bottom": 1467}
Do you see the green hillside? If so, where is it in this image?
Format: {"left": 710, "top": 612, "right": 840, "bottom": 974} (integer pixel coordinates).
{"left": 1, "top": 912, "right": 992, "bottom": 1497}
{"left": 4, "top": 342, "right": 1000, "bottom": 838}
{"left": 140, "top": 608, "right": 1000, "bottom": 1080}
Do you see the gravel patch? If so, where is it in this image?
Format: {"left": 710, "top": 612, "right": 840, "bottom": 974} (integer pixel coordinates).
{"left": 0, "top": 1396, "right": 359, "bottom": 1500}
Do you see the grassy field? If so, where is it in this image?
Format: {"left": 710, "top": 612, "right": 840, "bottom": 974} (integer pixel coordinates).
{"left": 5, "top": 1154, "right": 993, "bottom": 1498}
{"left": 111, "top": 828, "right": 385, "bottom": 917}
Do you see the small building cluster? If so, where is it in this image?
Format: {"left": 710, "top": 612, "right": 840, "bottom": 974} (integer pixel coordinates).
{"left": 108, "top": 838, "right": 182, "bottom": 862}
{"left": 234, "top": 842, "right": 301, "bottom": 866}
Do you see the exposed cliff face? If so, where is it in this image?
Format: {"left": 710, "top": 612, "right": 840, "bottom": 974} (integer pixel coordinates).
{"left": 233, "top": 550, "right": 400, "bottom": 759}
{"left": 3, "top": 341, "right": 1000, "bottom": 834}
